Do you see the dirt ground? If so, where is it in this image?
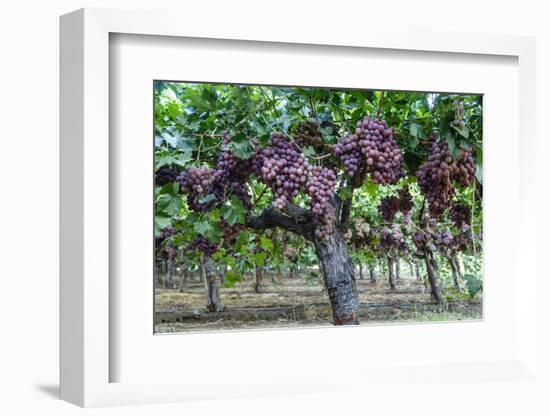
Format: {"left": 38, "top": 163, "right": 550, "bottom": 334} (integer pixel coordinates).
{"left": 155, "top": 271, "right": 482, "bottom": 333}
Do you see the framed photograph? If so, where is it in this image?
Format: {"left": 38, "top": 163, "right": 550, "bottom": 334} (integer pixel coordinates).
{"left": 60, "top": 8, "right": 538, "bottom": 408}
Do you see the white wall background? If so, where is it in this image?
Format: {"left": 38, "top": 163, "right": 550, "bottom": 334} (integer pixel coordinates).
{"left": 0, "top": 1, "right": 548, "bottom": 415}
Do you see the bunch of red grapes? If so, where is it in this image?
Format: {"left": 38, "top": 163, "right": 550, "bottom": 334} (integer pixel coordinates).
{"left": 379, "top": 224, "right": 408, "bottom": 253}
{"left": 188, "top": 235, "right": 219, "bottom": 257}
{"left": 155, "top": 166, "right": 179, "bottom": 187}
{"left": 333, "top": 117, "right": 404, "bottom": 184}
{"left": 258, "top": 133, "right": 308, "bottom": 210}
{"left": 306, "top": 166, "right": 337, "bottom": 240}
{"left": 177, "top": 167, "right": 216, "bottom": 196}
{"left": 155, "top": 226, "right": 176, "bottom": 258}
{"left": 379, "top": 196, "right": 400, "bottom": 221}
{"left": 416, "top": 138, "right": 476, "bottom": 216}
{"left": 449, "top": 204, "right": 471, "bottom": 229}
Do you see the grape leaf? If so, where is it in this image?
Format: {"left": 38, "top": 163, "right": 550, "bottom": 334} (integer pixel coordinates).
{"left": 259, "top": 236, "right": 274, "bottom": 252}
{"left": 253, "top": 252, "right": 267, "bottom": 267}
{"left": 194, "top": 221, "right": 213, "bottom": 236}
{"left": 230, "top": 141, "right": 254, "bottom": 159}
{"left": 154, "top": 216, "right": 172, "bottom": 235}
{"left": 222, "top": 196, "right": 248, "bottom": 226}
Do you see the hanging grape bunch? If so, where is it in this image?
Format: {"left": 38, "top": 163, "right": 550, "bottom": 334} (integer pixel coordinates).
{"left": 295, "top": 120, "right": 325, "bottom": 149}
{"left": 453, "top": 231, "right": 471, "bottom": 252}
{"left": 188, "top": 236, "right": 219, "bottom": 257}
{"left": 398, "top": 187, "right": 414, "bottom": 214}
{"left": 412, "top": 230, "right": 425, "bottom": 246}
{"left": 350, "top": 217, "right": 373, "bottom": 249}
{"left": 258, "top": 133, "right": 308, "bottom": 210}
{"left": 416, "top": 137, "right": 476, "bottom": 216}
{"left": 155, "top": 226, "right": 176, "bottom": 250}
{"left": 177, "top": 167, "right": 222, "bottom": 212}
{"left": 177, "top": 167, "right": 216, "bottom": 196}
{"left": 155, "top": 226, "right": 177, "bottom": 259}
{"left": 379, "top": 224, "right": 408, "bottom": 253}
{"left": 452, "top": 100, "right": 466, "bottom": 129}
{"left": 155, "top": 166, "right": 179, "bottom": 187}
{"left": 333, "top": 117, "right": 404, "bottom": 184}
{"left": 220, "top": 218, "right": 244, "bottom": 245}
{"left": 352, "top": 217, "right": 371, "bottom": 242}
{"left": 434, "top": 229, "right": 453, "bottom": 247}
{"left": 379, "top": 196, "right": 400, "bottom": 221}
{"left": 306, "top": 166, "right": 337, "bottom": 240}
{"left": 164, "top": 244, "right": 178, "bottom": 260}
{"left": 449, "top": 204, "right": 471, "bottom": 229}
{"left": 215, "top": 133, "right": 239, "bottom": 183}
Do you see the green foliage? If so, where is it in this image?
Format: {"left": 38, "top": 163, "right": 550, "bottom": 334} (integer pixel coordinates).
{"left": 464, "top": 273, "right": 483, "bottom": 299}
{"left": 154, "top": 82, "right": 483, "bottom": 282}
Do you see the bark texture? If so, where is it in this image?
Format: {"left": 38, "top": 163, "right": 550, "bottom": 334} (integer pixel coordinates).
{"left": 449, "top": 255, "right": 461, "bottom": 290}
{"left": 395, "top": 258, "right": 401, "bottom": 280}
{"left": 387, "top": 256, "right": 397, "bottom": 290}
{"left": 415, "top": 259, "right": 422, "bottom": 282}
{"left": 201, "top": 255, "right": 224, "bottom": 312}
{"left": 313, "top": 230, "right": 359, "bottom": 325}
{"left": 166, "top": 257, "right": 174, "bottom": 289}
{"left": 178, "top": 263, "right": 189, "bottom": 293}
{"left": 247, "top": 203, "right": 359, "bottom": 325}
{"left": 423, "top": 247, "right": 443, "bottom": 304}
{"left": 254, "top": 266, "right": 264, "bottom": 293}
{"left": 369, "top": 264, "right": 376, "bottom": 282}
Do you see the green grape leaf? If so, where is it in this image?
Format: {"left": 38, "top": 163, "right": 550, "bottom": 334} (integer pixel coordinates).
{"left": 154, "top": 216, "right": 172, "bottom": 235}
{"left": 222, "top": 196, "right": 248, "bottom": 226}
{"left": 259, "top": 236, "right": 274, "bottom": 252}
{"left": 464, "top": 273, "right": 483, "bottom": 299}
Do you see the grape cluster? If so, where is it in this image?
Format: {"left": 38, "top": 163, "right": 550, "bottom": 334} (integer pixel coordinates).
{"left": 306, "top": 166, "right": 337, "bottom": 240}
{"left": 164, "top": 244, "right": 178, "bottom": 259}
{"left": 177, "top": 167, "right": 223, "bottom": 212}
{"left": 434, "top": 229, "right": 453, "bottom": 247}
{"left": 178, "top": 167, "right": 216, "bottom": 196}
{"left": 350, "top": 217, "right": 374, "bottom": 249}
{"left": 215, "top": 133, "right": 238, "bottom": 183}
{"left": 412, "top": 230, "right": 426, "bottom": 246}
{"left": 416, "top": 139, "right": 476, "bottom": 216}
{"left": 353, "top": 217, "right": 371, "bottom": 241}
{"left": 449, "top": 204, "right": 471, "bottom": 228}
{"left": 258, "top": 133, "right": 308, "bottom": 210}
{"left": 295, "top": 120, "right": 326, "bottom": 149}
{"left": 155, "top": 226, "right": 176, "bottom": 258}
{"left": 379, "top": 196, "right": 400, "bottom": 221}
{"left": 220, "top": 218, "right": 244, "bottom": 245}
{"left": 453, "top": 231, "right": 471, "bottom": 252}
{"left": 398, "top": 187, "right": 414, "bottom": 214}
{"left": 379, "top": 224, "right": 408, "bottom": 253}
{"left": 155, "top": 166, "right": 179, "bottom": 187}
{"left": 333, "top": 117, "right": 404, "bottom": 184}
{"left": 188, "top": 236, "right": 219, "bottom": 257}
{"left": 452, "top": 100, "right": 466, "bottom": 129}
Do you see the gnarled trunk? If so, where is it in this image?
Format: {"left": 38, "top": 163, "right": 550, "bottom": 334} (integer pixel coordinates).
{"left": 422, "top": 247, "right": 443, "bottom": 304}
{"left": 448, "top": 255, "right": 461, "bottom": 290}
{"left": 166, "top": 256, "right": 174, "bottom": 289}
{"left": 313, "top": 230, "right": 359, "bottom": 325}
{"left": 247, "top": 205, "right": 359, "bottom": 325}
{"left": 200, "top": 255, "right": 224, "bottom": 312}
{"left": 178, "top": 262, "right": 188, "bottom": 292}
{"left": 254, "top": 266, "right": 264, "bottom": 293}
{"left": 395, "top": 258, "right": 401, "bottom": 280}
{"left": 369, "top": 263, "right": 376, "bottom": 282}
{"left": 414, "top": 259, "right": 422, "bottom": 282}
{"left": 387, "top": 256, "right": 397, "bottom": 290}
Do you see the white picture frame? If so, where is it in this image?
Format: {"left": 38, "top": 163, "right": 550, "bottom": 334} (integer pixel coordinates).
{"left": 60, "top": 7, "right": 538, "bottom": 408}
